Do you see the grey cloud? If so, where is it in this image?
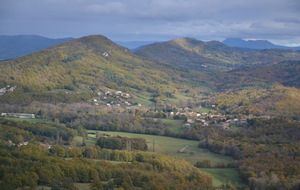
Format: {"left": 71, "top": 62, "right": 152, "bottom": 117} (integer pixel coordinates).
{"left": 86, "top": 2, "right": 126, "bottom": 15}
{"left": 0, "top": 0, "right": 299, "bottom": 46}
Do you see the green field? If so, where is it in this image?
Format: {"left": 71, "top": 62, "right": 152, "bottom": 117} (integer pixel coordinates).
{"left": 86, "top": 130, "right": 234, "bottom": 166}
{"left": 160, "top": 118, "right": 184, "bottom": 133}
{"left": 84, "top": 130, "right": 245, "bottom": 188}
{"left": 193, "top": 107, "right": 212, "bottom": 113}
{"left": 72, "top": 136, "right": 97, "bottom": 146}
{"left": 74, "top": 183, "right": 91, "bottom": 190}
{"left": 132, "top": 91, "right": 153, "bottom": 107}
{"left": 201, "top": 168, "right": 244, "bottom": 187}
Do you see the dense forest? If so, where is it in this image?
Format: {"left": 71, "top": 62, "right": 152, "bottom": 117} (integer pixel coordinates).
{"left": 0, "top": 118, "right": 213, "bottom": 190}
{"left": 96, "top": 136, "right": 148, "bottom": 151}
{"left": 198, "top": 118, "right": 300, "bottom": 189}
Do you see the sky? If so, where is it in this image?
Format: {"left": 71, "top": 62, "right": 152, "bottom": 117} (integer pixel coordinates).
{"left": 1, "top": 0, "right": 300, "bottom": 46}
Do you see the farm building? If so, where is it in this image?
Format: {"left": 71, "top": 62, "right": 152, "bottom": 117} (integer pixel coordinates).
{"left": 1, "top": 113, "right": 35, "bottom": 119}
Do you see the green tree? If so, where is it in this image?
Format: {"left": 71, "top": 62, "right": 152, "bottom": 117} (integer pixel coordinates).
{"left": 49, "top": 145, "right": 66, "bottom": 157}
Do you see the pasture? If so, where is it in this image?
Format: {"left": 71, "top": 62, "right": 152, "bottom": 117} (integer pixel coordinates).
{"left": 201, "top": 168, "right": 244, "bottom": 187}
{"left": 86, "top": 130, "right": 234, "bottom": 166}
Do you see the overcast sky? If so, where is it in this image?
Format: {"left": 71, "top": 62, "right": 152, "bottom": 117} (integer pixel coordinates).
{"left": 1, "top": 0, "right": 300, "bottom": 46}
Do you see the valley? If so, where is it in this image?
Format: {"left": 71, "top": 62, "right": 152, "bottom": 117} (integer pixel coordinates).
{"left": 0, "top": 35, "right": 299, "bottom": 190}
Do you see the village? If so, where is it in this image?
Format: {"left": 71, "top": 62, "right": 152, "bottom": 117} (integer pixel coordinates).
{"left": 88, "top": 89, "right": 250, "bottom": 129}
{"left": 91, "top": 90, "right": 137, "bottom": 108}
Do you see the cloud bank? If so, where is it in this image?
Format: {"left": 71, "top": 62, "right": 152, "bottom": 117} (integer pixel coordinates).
{"left": 0, "top": 0, "right": 299, "bottom": 45}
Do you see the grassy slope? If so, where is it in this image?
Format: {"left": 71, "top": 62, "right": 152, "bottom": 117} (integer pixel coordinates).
{"left": 201, "top": 168, "right": 244, "bottom": 187}
{"left": 160, "top": 119, "right": 184, "bottom": 133}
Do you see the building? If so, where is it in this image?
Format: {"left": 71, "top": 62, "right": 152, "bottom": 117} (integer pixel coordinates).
{"left": 1, "top": 113, "right": 35, "bottom": 119}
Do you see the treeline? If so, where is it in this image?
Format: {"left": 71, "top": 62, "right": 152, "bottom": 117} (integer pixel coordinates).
{"left": 0, "top": 87, "right": 93, "bottom": 104}
{"left": 198, "top": 118, "right": 300, "bottom": 189}
{"left": 0, "top": 102, "right": 203, "bottom": 141}
{"left": 0, "top": 143, "right": 213, "bottom": 190}
{"left": 0, "top": 118, "right": 76, "bottom": 143}
{"left": 96, "top": 136, "right": 148, "bottom": 151}
{"left": 0, "top": 102, "right": 170, "bottom": 135}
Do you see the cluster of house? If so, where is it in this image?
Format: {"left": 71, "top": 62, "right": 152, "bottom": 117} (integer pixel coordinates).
{"left": 92, "top": 90, "right": 139, "bottom": 107}
{"left": 170, "top": 109, "right": 248, "bottom": 129}
{"left": 0, "top": 85, "right": 17, "bottom": 96}
{"left": 7, "top": 139, "right": 52, "bottom": 150}
{"left": 1, "top": 113, "right": 35, "bottom": 119}
{"left": 6, "top": 140, "right": 29, "bottom": 147}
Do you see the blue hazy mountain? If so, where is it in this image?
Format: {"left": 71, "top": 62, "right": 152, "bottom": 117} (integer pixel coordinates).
{"left": 223, "top": 38, "right": 300, "bottom": 50}
{"left": 0, "top": 35, "right": 73, "bottom": 60}
{"left": 115, "top": 41, "right": 158, "bottom": 50}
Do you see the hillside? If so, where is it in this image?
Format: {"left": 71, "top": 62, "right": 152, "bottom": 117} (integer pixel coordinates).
{"left": 135, "top": 38, "right": 243, "bottom": 72}
{"left": 0, "top": 35, "right": 73, "bottom": 60}
{"left": 135, "top": 38, "right": 300, "bottom": 72}
{"left": 212, "top": 85, "right": 300, "bottom": 118}
{"left": 225, "top": 60, "right": 300, "bottom": 88}
{"left": 0, "top": 35, "right": 212, "bottom": 104}
{"left": 1, "top": 35, "right": 299, "bottom": 116}
{"left": 209, "top": 60, "right": 300, "bottom": 116}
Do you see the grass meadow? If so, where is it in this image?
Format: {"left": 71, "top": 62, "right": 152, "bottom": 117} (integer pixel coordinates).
{"left": 86, "top": 130, "right": 234, "bottom": 165}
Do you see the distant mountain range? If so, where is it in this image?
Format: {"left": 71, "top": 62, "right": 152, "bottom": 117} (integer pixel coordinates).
{"left": 115, "top": 41, "right": 158, "bottom": 50}
{"left": 135, "top": 37, "right": 300, "bottom": 72}
{"left": 223, "top": 38, "right": 300, "bottom": 50}
{"left": 0, "top": 35, "right": 73, "bottom": 60}
{"left": 2, "top": 35, "right": 300, "bottom": 61}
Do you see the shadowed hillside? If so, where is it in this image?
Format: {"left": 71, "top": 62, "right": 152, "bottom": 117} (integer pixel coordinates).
{"left": 135, "top": 38, "right": 300, "bottom": 72}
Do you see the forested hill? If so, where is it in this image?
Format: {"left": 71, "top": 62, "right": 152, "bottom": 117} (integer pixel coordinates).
{"left": 1, "top": 34, "right": 299, "bottom": 116}
{"left": 135, "top": 37, "right": 300, "bottom": 72}
{"left": 0, "top": 35, "right": 212, "bottom": 104}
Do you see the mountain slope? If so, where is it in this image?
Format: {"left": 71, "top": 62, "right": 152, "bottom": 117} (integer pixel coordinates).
{"left": 135, "top": 38, "right": 245, "bottom": 72}
{"left": 226, "top": 60, "right": 300, "bottom": 88}
{"left": 212, "top": 85, "right": 300, "bottom": 117}
{"left": 0, "top": 35, "right": 74, "bottom": 60}
{"left": 223, "top": 38, "right": 300, "bottom": 50}
{"left": 0, "top": 35, "right": 212, "bottom": 103}
{"left": 135, "top": 38, "right": 300, "bottom": 72}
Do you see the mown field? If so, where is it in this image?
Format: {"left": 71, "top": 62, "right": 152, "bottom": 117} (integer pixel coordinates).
{"left": 85, "top": 130, "right": 234, "bottom": 165}
{"left": 159, "top": 118, "right": 185, "bottom": 133}
{"left": 201, "top": 168, "right": 243, "bottom": 187}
